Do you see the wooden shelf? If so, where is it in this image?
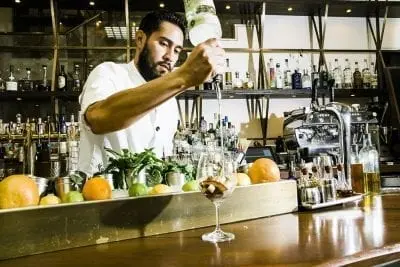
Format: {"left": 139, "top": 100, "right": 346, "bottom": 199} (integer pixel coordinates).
{"left": 0, "top": 91, "right": 81, "bottom": 101}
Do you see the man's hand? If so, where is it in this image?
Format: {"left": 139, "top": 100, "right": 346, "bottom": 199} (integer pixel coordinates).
{"left": 177, "top": 38, "right": 225, "bottom": 88}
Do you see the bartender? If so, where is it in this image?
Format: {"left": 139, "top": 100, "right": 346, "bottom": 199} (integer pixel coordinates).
{"left": 78, "top": 10, "right": 225, "bottom": 176}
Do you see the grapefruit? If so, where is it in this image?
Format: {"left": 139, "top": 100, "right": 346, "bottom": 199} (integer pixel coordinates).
{"left": 82, "top": 176, "right": 112, "bottom": 201}
{"left": 248, "top": 158, "right": 280, "bottom": 184}
{"left": 0, "top": 174, "right": 40, "bottom": 209}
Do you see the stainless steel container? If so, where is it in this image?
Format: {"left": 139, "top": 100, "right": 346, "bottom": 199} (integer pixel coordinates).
{"left": 55, "top": 176, "right": 72, "bottom": 200}
{"left": 29, "top": 176, "right": 49, "bottom": 197}
{"left": 321, "top": 179, "right": 337, "bottom": 202}
{"left": 166, "top": 172, "right": 185, "bottom": 192}
{"left": 301, "top": 187, "right": 321, "bottom": 205}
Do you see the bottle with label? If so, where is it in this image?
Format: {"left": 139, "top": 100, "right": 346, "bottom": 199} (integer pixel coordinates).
{"left": 223, "top": 58, "right": 233, "bottom": 90}
{"left": 332, "top": 59, "right": 342, "bottom": 89}
{"left": 353, "top": 61, "right": 362, "bottom": 89}
{"left": 21, "top": 68, "right": 34, "bottom": 92}
{"left": 275, "top": 63, "right": 283, "bottom": 89}
{"left": 319, "top": 64, "right": 328, "bottom": 89}
{"left": 269, "top": 58, "right": 276, "bottom": 89}
{"left": 0, "top": 75, "right": 5, "bottom": 92}
{"left": 370, "top": 62, "right": 378, "bottom": 89}
{"left": 311, "top": 65, "right": 319, "bottom": 89}
{"left": 302, "top": 69, "right": 311, "bottom": 89}
{"left": 6, "top": 65, "right": 18, "bottom": 91}
{"left": 199, "top": 116, "right": 207, "bottom": 134}
{"left": 283, "top": 59, "right": 292, "bottom": 90}
{"left": 291, "top": 69, "right": 302, "bottom": 89}
{"left": 362, "top": 59, "right": 371, "bottom": 89}
{"left": 343, "top": 59, "right": 352, "bottom": 89}
{"left": 243, "top": 72, "right": 254, "bottom": 89}
{"left": 359, "top": 133, "right": 380, "bottom": 194}
{"left": 57, "top": 65, "right": 68, "bottom": 91}
{"left": 183, "top": 0, "right": 222, "bottom": 46}
{"left": 72, "top": 64, "right": 81, "bottom": 92}
{"left": 233, "top": 71, "right": 242, "bottom": 89}
{"left": 87, "top": 64, "right": 94, "bottom": 81}
{"left": 38, "top": 65, "right": 50, "bottom": 91}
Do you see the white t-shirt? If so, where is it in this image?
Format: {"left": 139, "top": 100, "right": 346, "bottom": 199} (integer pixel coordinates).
{"left": 78, "top": 61, "right": 178, "bottom": 176}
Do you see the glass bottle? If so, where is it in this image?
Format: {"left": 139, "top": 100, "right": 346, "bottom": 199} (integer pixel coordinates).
{"left": 21, "top": 68, "right": 34, "bottom": 92}
{"left": 353, "top": 61, "right": 362, "bottom": 89}
{"left": 275, "top": 63, "right": 283, "bottom": 89}
{"left": 311, "top": 65, "right": 319, "bottom": 89}
{"left": 6, "top": 65, "right": 18, "bottom": 91}
{"left": 283, "top": 58, "right": 292, "bottom": 90}
{"left": 39, "top": 65, "right": 50, "bottom": 91}
{"left": 359, "top": 133, "right": 380, "bottom": 194}
{"left": 370, "top": 62, "right": 378, "bottom": 89}
{"left": 291, "top": 69, "right": 302, "bottom": 89}
{"left": 343, "top": 59, "right": 352, "bottom": 89}
{"left": 244, "top": 72, "right": 254, "bottom": 89}
{"left": 233, "top": 71, "right": 242, "bottom": 89}
{"left": 362, "top": 59, "right": 371, "bottom": 89}
{"left": 269, "top": 58, "right": 276, "bottom": 89}
{"left": 319, "top": 64, "right": 328, "bottom": 89}
{"left": 87, "top": 64, "right": 94, "bottom": 80}
{"left": 333, "top": 59, "right": 342, "bottom": 89}
{"left": 302, "top": 69, "right": 311, "bottom": 89}
{"left": 57, "top": 65, "right": 68, "bottom": 91}
{"left": 72, "top": 64, "right": 81, "bottom": 92}
{"left": 223, "top": 58, "right": 233, "bottom": 90}
{"left": 199, "top": 116, "right": 207, "bottom": 134}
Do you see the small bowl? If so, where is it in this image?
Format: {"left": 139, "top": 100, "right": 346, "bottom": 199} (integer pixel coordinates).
{"left": 29, "top": 175, "right": 49, "bottom": 197}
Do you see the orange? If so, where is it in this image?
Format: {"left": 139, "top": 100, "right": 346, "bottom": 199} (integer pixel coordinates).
{"left": 0, "top": 174, "right": 40, "bottom": 209}
{"left": 248, "top": 158, "right": 281, "bottom": 184}
{"left": 82, "top": 176, "right": 112, "bottom": 201}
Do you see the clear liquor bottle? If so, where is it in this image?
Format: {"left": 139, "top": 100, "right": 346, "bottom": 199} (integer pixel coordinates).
{"left": 283, "top": 58, "right": 292, "bottom": 90}
{"left": 302, "top": 69, "right": 311, "bottom": 89}
{"left": 359, "top": 133, "right": 380, "bottom": 194}
{"left": 223, "top": 58, "right": 233, "bottom": 90}
{"left": 39, "top": 65, "right": 50, "bottom": 91}
{"left": 275, "top": 63, "right": 283, "bottom": 89}
{"left": 370, "top": 62, "right": 378, "bottom": 89}
{"left": 362, "top": 59, "right": 371, "bottom": 89}
{"left": 21, "top": 68, "right": 34, "bottom": 92}
{"left": 233, "top": 71, "right": 242, "bottom": 89}
{"left": 353, "top": 61, "right": 362, "bottom": 89}
{"left": 243, "top": 72, "right": 254, "bottom": 89}
{"left": 269, "top": 58, "right": 276, "bottom": 89}
{"left": 72, "top": 64, "right": 82, "bottom": 92}
{"left": 343, "top": 59, "right": 352, "bottom": 89}
{"left": 311, "top": 65, "right": 319, "bottom": 89}
{"left": 6, "top": 65, "right": 18, "bottom": 91}
{"left": 333, "top": 59, "right": 342, "bottom": 89}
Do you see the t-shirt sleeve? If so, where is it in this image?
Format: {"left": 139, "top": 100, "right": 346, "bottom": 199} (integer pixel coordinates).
{"left": 79, "top": 63, "right": 117, "bottom": 131}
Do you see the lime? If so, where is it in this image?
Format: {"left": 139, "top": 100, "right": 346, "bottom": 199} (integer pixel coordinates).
{"left": 40, "top": 194, "right": 62, "bottom": 205}
{"left": 128, "top": 183, "right": 148, "bottom": 197}
{"left": 63, "top": 191, "right": 84, "bottom": 203}
{"left": 149, "top": 184, "right": 172, "bottom": 195}
{"left": 182, "top": 180, "right": 199, "bottom": 192}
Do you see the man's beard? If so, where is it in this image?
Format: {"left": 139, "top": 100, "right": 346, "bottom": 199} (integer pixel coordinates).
{"left": 137, "top": 44, "right": 171, "bottom": 81}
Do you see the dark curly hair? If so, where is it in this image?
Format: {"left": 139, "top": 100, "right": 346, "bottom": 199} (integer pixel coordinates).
{"left": 139, "top": 10, "right": 187, "bottom": 38}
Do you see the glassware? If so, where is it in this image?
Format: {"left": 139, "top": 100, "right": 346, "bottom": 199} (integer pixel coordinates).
{"left": 197, "top": 151, "right": 236, "bottom": 242}
{"left": 353, "top": 61, "right": 362, "bottom": 89}
{"left": 362, "top": 59, "right": 371, "bottom": 89}
{"left": 333, "top": 58, "right": 342, "bottom": 89}
{"left": 359, "top": 133, "right": 380, "bottom": 194}
{"left": 343, "top": 58, "right": 352, "bottom": 89}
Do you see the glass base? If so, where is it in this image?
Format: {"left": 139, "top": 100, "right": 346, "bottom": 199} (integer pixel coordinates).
{"left": 201, "top": 229, "right": 235, "bottom": 243}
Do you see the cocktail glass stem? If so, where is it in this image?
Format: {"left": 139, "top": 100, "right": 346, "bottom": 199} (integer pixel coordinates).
{"left": 214, "top": 202, "right": 221, "bottom": 232}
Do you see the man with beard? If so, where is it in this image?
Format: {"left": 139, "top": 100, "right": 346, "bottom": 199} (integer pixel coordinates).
{"left": 78, "top": 10, "right": 225, "bottom": 176}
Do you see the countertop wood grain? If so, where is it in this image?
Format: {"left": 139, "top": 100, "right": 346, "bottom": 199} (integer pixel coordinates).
{"left": 1, "top": 194, "right": 400, "bottom": 266}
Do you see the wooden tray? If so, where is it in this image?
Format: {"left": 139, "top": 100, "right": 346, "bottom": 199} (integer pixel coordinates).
{"left": 301, "top": 193, "right": 364, "bottom": 210}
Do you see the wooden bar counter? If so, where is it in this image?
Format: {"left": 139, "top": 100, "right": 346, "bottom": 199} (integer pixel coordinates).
{"left": 2, "top": 194, "right": 400, "bottom": 266}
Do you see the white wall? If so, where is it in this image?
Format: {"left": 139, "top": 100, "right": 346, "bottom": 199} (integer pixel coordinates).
{"left": 180, "top": 16, "right": 400, "bottom": 143}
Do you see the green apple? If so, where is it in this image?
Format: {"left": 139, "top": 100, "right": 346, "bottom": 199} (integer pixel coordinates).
{"left": 182, "top": 180, "right": 199, "bottom": 192}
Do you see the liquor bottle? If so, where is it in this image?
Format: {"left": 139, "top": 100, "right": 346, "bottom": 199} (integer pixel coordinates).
{"left": 319, "top": 64, "right": 328, "bottom": 89}
{"left": 370, "top": 62, "right": 378, "bottom": 89}
{"left": 233, "top": 71, "right": 242, "bottom": 89}
{"left": 39, "top": 65, "right": 50, "bottom": 91}
{"left": 6, "top": 65, "right": 18, "bottom": 91}
{"left": 223, "top": 58, "right": 233, "bottom": 90}
{"left": 243, "top": 72, "right": 254, "bottom": 89}
{"left": 72, "top": 64, "right": 81, "bottom": 92}
{"left": 87, "top": 64, "right": 94, "bottom": 81}
{"left": 0, "top": 145, "right": 5, "bottom": 181}
{"left": 59, "top": 114, "right": 67, "bottom": 134}
{"left": 275, "top": 63, "right": 283, "bottom": 89}
{"left": 343, "top": 59, "right": 352, "bottom": 89}
{"left": 21, "top": 68, "right": 34, "bottom": 92}
{"left": 183, "top": 0, "right": 222, "bottom": 46}
{"left": 283, "top": 59, "right": 292, "bottom": 90}
{"left": 353, "top": 61, "right": 362, "bottom": 89}
{"left": 15, "top": 114, "right": 23, "bottom": 135}
{"left": 301, "top": 69, "right": 311, "bottom": 89}
{"left": 199, "top": 116, "right": 207, "bottom": 134}
{"left": 332, "top": 59, "right": 342, "bottom": 89}
{"left": 362, "top": 59, "right": 371, "bottom": 89}
{"left": 291, "top": 69, "right": 302, "bottom": 89}
{"left": 269, "top": 58, "right": 276, "bottom": 89}
{"left": 57, "top": 65, "right": 68, "bottom": 91}
{"left": 0, "top": 74, "right": 5, "bottom": 92}
{"left": 311, "top": 65, "right": 319, "bottom": 89}
{"left": 359, "top": 133, "right": 380, "bottom": 194}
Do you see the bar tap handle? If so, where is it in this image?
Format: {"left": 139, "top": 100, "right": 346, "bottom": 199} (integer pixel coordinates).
{"left": 328, "top": 79, "right": 335, "bottom": 103}
{"left": 311, "top": 78, "right": 319, "bottom": 108}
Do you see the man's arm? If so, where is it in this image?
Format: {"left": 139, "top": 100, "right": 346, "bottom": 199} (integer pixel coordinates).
{"left": 85, "top": 39, "right": 224, "bottom": 134}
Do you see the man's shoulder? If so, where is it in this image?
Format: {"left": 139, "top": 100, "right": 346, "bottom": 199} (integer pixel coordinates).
{"left": 93, "top": 61, "right": 128, "bottom": 76}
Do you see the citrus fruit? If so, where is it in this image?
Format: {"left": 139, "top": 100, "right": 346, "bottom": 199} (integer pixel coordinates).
{"left": 82, "top": 176, "right": 112, "bottom": 201}
{"left": 182, "top": 180, "right": 199, "bottom": 192}
{"left": 149, "top": 184, "right": 172, "bottom": 195}
{"left": 248, "top": 158, "right": 280, "bottom": 184}
{"left": 0, "top": 174, "right": 40, "bottom": 209}
{"left": 129, "top": 183, "right": 148, "bottom": 197}
{"left": 233, "top": 173, "right": 252, "bottom": 186}
{"left": 39, "top": 194, "right": 61, "bottom": 205}
{"left": 63, "top": 191, "right": 84, "bottom": 203}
